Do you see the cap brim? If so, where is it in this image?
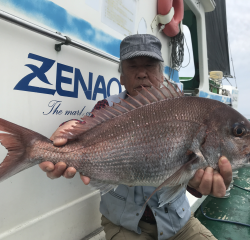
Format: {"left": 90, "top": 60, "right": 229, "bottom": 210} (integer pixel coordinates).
{"left": 121, "top": 51, "right": 164, "bottom": 62}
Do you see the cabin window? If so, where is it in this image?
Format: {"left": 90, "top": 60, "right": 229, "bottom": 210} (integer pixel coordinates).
{"left": 179, "top": 25, "right": 195, "bottom": 82}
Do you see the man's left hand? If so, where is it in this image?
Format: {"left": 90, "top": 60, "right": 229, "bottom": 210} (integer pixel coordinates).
{"left": 188, "top": 156, "right": 232, "bottom": 197}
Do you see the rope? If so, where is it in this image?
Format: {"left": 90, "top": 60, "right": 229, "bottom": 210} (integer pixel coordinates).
{"left": 168, "top": 31, "right": 191, "bottom": 82}
{"left": 169, "top": 32, "right": 184, "bottom": 80}
{"left": 200, "top": 184, "right": 250, "bottom": 228}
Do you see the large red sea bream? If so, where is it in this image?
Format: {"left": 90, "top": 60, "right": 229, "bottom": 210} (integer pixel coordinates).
{"left": 0, "top": 81, "right": 250, "bottom": 206}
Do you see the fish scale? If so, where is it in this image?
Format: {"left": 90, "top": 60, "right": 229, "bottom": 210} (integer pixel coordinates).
{"left": 34, "top": 98, "right": 217, "bottom": 186}
{"left": 1, "top": 82, "right": 250, "bottom": 205}
{"left": 51, "top": 98, "right": 206, "bottom": 184}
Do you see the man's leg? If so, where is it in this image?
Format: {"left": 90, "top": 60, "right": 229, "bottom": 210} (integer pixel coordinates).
{"left": 168, "top": 213, "right": 217, "bottom": 240}
{"left": 101, "top": 215, "right": 157, "bottom": 240}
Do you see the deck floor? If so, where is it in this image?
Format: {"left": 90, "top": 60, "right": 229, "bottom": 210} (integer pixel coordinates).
{"left": 195, "top": 168, "right": 250, "bottom": 240}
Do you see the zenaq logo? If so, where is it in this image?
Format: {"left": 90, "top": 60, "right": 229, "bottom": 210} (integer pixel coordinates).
{"left": 14, "top": 53, "right": 122, "bottom": 100}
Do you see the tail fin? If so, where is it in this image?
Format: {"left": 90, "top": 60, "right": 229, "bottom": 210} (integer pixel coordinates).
{"left": 0, "top": 118, "right": 50, "bottom": 182}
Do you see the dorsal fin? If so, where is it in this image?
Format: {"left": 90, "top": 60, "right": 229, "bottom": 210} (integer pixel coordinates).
{"left": 119, "top": 98, "right": 137, "bottom": 110}
{"left": 136, "top": 91, "right": 151, "bottom": 104}
{"left": 165, "top": 79, "right": 184, "bottom": 97}
{"left": 149, "top": 85, "right": 167, "bottom": 100}
{"left": 57, "top": 80, "right": 184, "bottom": 140}
{"left": 141, "top": 86, "right": 158, "bottom": 102}
{"left": 112, "top": 102, "right": 130, "bottom": 113}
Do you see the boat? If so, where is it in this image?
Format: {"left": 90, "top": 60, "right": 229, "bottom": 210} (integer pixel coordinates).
{"left": 0, "top": 0, "right": 243, "bottom": 239}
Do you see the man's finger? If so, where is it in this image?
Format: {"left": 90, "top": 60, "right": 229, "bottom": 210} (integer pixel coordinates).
{"left": 39, "top": 161, "right": 54, "bottom": 172}
{"left": 198, "top": 167, "right": 213, "bottom": 195}
{"left": 47, "top": 162, "right": 67, "bottom": 179}
{"left": 53, "top": 138, "right": 68, "bottom": 146}
{"left": 80, "top": 174, "right": 91, "bottom": 185}
{"left": 188, "top": 169, "right": 204, "bottom": 189}
{"left": 218, "top": 156, "right": 232, "bottom": 189}
{"left": 212, "top": 170, "right": 226, "bottom": 197}
{"left": 63, "top": 167, "right": 77, "bottom": 179}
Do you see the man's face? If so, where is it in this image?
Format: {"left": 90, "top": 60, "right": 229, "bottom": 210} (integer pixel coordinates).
{"left": 120, "top": 56, "right": 164, "bottom": 96}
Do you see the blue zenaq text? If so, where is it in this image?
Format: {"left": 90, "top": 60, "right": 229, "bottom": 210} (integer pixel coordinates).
{"left": 14, "top": 53, "right": 122, "bottom": 100}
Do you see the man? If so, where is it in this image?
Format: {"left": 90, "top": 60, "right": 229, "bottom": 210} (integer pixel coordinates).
{"left": 40, "top": 34, "right": 232, "bottom": 239}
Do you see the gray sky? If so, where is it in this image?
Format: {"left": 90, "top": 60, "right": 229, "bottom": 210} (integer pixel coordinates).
{"left": 226, "top": 1, "right": 250, "bottom": 117}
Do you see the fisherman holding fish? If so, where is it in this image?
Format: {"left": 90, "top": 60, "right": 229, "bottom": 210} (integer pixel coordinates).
{"left": 39, "top": 34, "right": 232, "bottom": 240}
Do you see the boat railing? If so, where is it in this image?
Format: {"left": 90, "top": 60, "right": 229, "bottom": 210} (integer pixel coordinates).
{"left": 0, "top": 9, "right": 120, "bottom": 64}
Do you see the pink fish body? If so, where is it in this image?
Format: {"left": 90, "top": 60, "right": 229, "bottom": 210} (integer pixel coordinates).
{"left": 0, "top": 82, "right": 250, "bottom": 205}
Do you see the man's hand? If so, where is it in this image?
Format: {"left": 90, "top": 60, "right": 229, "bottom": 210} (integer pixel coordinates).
{"left": 39, "top": 120, "right": 90, "bottom": 185}
{"left": 188, "top": 156, "right": 232, "bottom": 197}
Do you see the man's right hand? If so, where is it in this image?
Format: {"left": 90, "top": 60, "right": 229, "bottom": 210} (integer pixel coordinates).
{"left": 39, "top": 120, "right": 90, "bottom": 185}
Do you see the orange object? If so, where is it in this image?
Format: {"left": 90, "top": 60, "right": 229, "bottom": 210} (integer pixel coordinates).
{"left": 158, "top": 0, "right": 184, "bottom": 37}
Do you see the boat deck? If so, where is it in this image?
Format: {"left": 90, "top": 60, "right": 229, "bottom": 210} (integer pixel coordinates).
{"left": 195, "top": 168, "right": 250, "bottom": 240}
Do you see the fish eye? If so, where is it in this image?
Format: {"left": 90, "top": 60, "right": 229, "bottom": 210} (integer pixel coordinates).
{"left": 233, "top": 123, "right": 246, "bottom": 137}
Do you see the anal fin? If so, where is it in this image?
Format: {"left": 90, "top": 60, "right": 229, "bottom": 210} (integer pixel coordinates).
{"left": 89, "top": 179, "right": 118, "bottom": 195}
{"left": 158, "top": 185, "right": 187, "bottom": 207}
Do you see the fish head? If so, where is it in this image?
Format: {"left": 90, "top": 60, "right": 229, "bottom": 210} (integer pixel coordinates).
{"left": 202, "top": 102, "right": 250, "bottom": 170}
{"left": 226, "top": 119, "right": 250, "bottom": 170}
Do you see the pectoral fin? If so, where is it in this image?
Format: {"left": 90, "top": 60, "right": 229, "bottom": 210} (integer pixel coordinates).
{"left": 140, "top": 152, "right": 207, "bottom": 211}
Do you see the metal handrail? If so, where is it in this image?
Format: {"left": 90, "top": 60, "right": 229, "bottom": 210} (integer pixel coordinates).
{"left": 0, "top": 9, "right": 120, "bottom": 64}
